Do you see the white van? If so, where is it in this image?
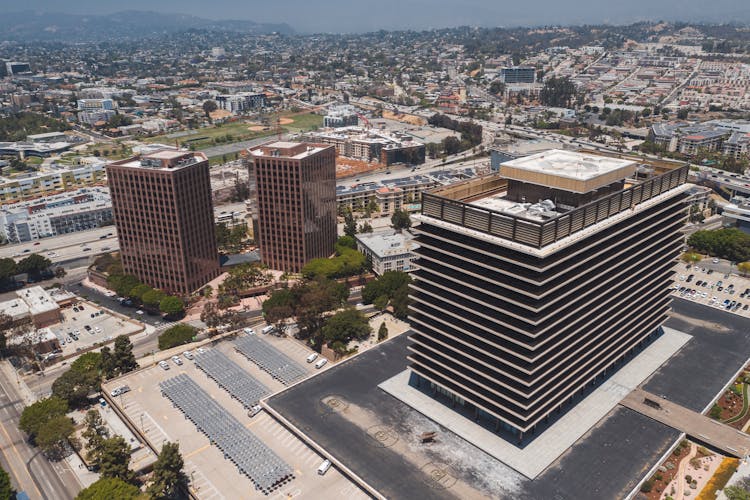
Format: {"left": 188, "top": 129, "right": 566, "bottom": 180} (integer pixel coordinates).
{"left": 314, "top": 358, "right": 328, "bottom": 369}
{"left": 317, "top": 459, "right": 332, "bottom": 476}
{"left": 243, "top": 327, "right": 255, "bottom": 335}
{"left": 306, "top": 353, "right": 319, "bottom": 363}
{"left": 261, "top": 325, "right": 275, "bottom": 335}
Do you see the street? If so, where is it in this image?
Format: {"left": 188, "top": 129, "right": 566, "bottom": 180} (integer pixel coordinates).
{"left": 0, "top": 363, "right": 80, "bottom": 499}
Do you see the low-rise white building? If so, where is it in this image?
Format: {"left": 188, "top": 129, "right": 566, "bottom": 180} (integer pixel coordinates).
{"left": 0, "top": 187, "right": 112, "bottom": 243}
{"left": 356, "top": 229, "right": 418, "bottom": 275}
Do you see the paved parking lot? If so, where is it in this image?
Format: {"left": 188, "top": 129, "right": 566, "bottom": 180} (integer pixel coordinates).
{"left": 103, "top": 338, "right": 364, "bottom": 499}
{"left": 50, "top": 300, "right": 143, "bottom": 356}
{"left": 672, "top": 261, "right": 750, "bottom": 318}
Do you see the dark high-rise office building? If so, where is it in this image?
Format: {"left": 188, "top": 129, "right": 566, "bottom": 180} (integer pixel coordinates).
{"left": 501, "top": 66, "right": 536, "bottom": 84}
{"left": 408, "top": 150, "right": 689, "bottom": 437}
{"left": 107, "top": 150, "right": 220, "bottom": 295}
{"left": 247, "top": 141, "right": 336, "bottom": 272}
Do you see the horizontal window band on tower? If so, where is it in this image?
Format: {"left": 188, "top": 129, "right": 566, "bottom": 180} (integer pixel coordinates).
{"left": 409, "top": 265, "right": 674, "bottom": 381}
{"left": 420, "top": 165, "right": 688, "bottom": 249}
{"left": 411, "top": 244, "right": 680, "bottom": 345}
{"left": 409, "top": 305, "right": 668, "bottom": 432}
{"left": 414, "top": 193, "right": 689, "bottom": 275}
{"left": 413, "top": 216, "right": 684, "bottom": 314}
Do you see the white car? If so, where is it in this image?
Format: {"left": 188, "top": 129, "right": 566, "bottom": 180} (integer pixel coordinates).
{"left": 183, "top": 350, "right": 194, "bottom": 360}
{"left": 197, "top": 347, "right": 206, "bottom": 355}
{"left": 315, "top": 359, "right": 328, "bottom": 369}
{"left": 159, "top": 361, "right": 170, "bottom": 370}
{"left": 306, "top": 353, "right": 319, "bottom": 363}
{"left": 171, "top": 355, "right": 183, "bottom": 366}
{"left": 712, "top": 258, "right": 720, "bottom": 264}
{"left": 110, "top": 385, "right": 131, "bottom": 397}
{"left": 94, "top": 326, "right": 102, "bottom": 333}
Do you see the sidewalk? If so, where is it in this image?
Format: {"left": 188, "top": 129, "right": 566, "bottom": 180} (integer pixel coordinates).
{"left": 1, "top": 360, "right": 94, "bottom": 490}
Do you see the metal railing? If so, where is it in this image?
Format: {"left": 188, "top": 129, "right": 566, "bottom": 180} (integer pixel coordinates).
{"left": 421, "top": 165, "right": 689, "bottom": 249}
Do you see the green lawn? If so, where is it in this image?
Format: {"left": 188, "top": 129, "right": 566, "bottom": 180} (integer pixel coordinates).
{"left": 283, "top": 112, "right": 324, "bottom": 131}
{"left": 144, "top": 122, "right": 265, "bottom": 150}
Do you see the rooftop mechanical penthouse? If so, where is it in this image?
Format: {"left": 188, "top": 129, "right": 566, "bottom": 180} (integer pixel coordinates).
{"left": 407, "top": 150, "right": 691, "bottom": 438}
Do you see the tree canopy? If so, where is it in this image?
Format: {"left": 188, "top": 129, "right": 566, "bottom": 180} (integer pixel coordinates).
{"left": 36, "top": 414, "right": 76, "bottom": 459}
{"left": 148, "top": 442, "right": 189, "bottom": 499}
{"left": 19, "top": 396, "right": 69, "bottom": 442}
{"left": 391, "top": 209, "right": 412, "bottom": 231}
{"left": 262, "top": 278, "right": 349, "bottom": 349}
{"left": 159, "top": 296, "right": 185, "bottom": 318}
{"left": 321, "top": 308, "right": 372, "bottom": 347}
{"left": 687, "top": 228, "right": 750, "bottom": 263}
{"left": 75, "top": 477, "right": 140, "bottom": 500}
{"left": 0, "top": 466, "right": 14, "bottom": 500}
{"left": 17, "top": 253, "right": 52, "bottom": 278}
{"left": 301, "top": 246, "right": 367, "bottom": 280}
{"left": 362, "top": 271, "right": 412, "bottom": 319}
{"left": 540, "top": 76, "right": 578, "bottom": 108}
{"left": 158, "top": 324, "right": 196, "bottom": 350}
{"left": 97, "top": 436, "right": 134, "bottom": 482}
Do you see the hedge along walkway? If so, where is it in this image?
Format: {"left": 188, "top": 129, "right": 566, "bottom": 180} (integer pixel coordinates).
{"left": 723, "top": 383, "right": 749, "bottom": 424}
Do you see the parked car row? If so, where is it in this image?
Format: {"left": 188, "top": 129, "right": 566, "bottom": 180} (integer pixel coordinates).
{"left": 158, "top": 348, "right": 205, "bottom": 370}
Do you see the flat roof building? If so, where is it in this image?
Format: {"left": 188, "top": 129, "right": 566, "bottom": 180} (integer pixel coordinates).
{"left": 407, "top": 150, "right": 690, "bottom": 438}
{"left": 248, "top": 141, "right": 337, "bottom": 273}
{"left": 0, "top": 286, "right": 61, "bottom": 328}
{"left": 107, "top": 150, "right": 220, "bottom": 295}
{"left": 355, "top": 229, "right": 418, "bottom": 276}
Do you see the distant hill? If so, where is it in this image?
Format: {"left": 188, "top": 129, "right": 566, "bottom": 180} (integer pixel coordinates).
{"left": 0, "top": 10, "right": 294, "bottom": 41}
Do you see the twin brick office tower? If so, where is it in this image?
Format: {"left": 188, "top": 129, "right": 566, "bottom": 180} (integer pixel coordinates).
{"left": 109, "top": 144, "right": 689, "bottom": 440}
{"left": 107, "top": 141, "right": 337, "bottom": 294}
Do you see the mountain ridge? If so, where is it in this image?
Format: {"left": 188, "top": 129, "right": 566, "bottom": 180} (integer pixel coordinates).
{"left": 0, "top": 10, "right": 294, "bottom": 41}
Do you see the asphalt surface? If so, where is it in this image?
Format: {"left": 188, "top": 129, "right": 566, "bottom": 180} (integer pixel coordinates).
{"left": 268, "top": 298, "right": 750, "bottom": 500}
{"left": 644, "top": 297, "right": 750, "bottom": 412}
{"left": 0, "top": 364, "right": 80, "bottom": 499}
{"left": 63, "top": 282, "right": 165, "bottom": 327}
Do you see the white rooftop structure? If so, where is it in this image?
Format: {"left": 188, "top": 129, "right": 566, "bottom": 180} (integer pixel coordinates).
{"left": 0, "top": 298, "right": 30, "bottom": 322}
{"left": 500, "top": 150, "right": 637, "bottom": 192}
{"left": 248, "top": 141, "right": 329, "bottom": 160}
{"left": 356, "top": 229, "right": 418, "bottom": 275}
{"left": 16, "top": 286, "right": 59, "bottom": 315}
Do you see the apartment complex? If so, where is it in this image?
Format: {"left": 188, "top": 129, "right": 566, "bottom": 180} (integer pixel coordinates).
{"left": 324, "top": 105, "right": 359, "bottom": 128}
{"left": 303, "top": 126, "right": 426, "bottom": 166}
{"left": 407, "top": 150, "right": 690, "bottom": 437}
{"left": 0, "top": 163, "right": 106, "bottom": 203}
{"left": 0, "top": 187, "right": 112, "bottom": 243}
{"left": 247, "top": 141, "right": 336, "bottom": 272}
{"left": 107, "top": 150, "right": 220, "bottom": 295}
{"left": 216, "top": 92, "right": 266, "bottom": 114}
{"left": 649, "top": 120, "right": 750, "bottom": 158}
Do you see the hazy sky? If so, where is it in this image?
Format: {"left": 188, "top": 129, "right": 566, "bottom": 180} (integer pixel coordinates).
{"left": 4, "top": 0, "right": 750, "bottom": 33}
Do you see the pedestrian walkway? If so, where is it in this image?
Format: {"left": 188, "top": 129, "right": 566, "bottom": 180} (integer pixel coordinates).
{"left": 620, "top": 389, "right": 750, "bottom": 457}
